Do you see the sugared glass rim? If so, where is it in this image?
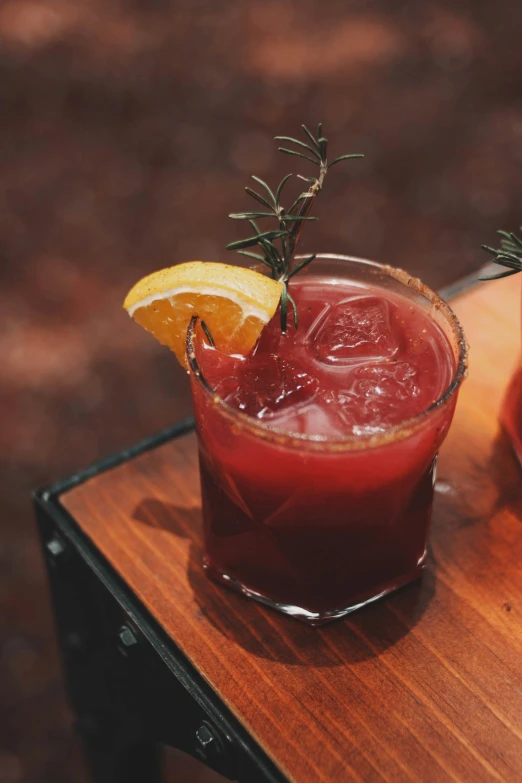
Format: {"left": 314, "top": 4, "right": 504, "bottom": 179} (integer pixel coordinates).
{"left": 186, "top": 254, "right": 468, "bottom": 452}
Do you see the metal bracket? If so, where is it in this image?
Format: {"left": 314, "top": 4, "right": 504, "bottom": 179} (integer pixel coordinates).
{"left": 33, "top": 418, "right": 286, "bottom": 783}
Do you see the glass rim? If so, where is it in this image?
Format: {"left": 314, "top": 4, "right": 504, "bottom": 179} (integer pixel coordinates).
{"left": 186, "top": 254, "right": 468, "bottom": 452}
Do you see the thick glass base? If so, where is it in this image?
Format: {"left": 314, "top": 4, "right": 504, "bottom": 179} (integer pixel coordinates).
{"left": 203, "top": 560, "right": 425, "bottom": 626}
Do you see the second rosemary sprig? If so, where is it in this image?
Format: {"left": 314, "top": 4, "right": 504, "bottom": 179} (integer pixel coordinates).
{"left": 481, "top": 228, "right": 522, "bottom": 279}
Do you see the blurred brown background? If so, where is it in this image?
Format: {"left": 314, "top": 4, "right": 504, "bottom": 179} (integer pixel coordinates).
{"left": 1, "top": 1, "right": 521, "bottom": 781}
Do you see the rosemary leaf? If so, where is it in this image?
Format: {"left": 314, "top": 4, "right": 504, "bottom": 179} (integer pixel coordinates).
{"left": 236, "top": 250, "right": 267, "bottom": 262}
{"left": 482, "top": 245, "right": 499, "bottom": 256}
{"left": 280, "top": 215, "right": 318, "bottom": 222}
{"left": 508, "top": 232, "right": 522, "bottom": 248}
{"left": 499, "top": 252, "right": 522, "bottom": 265}
{"left": 287, "top": 254, "right": 316, "bottom": 279}
{"left": 229, "top": 212, "right": 276, "bottom": 220}
{"left": 275, "top": 136, "right": 321, "bottom": 160}
{"left": 280, "top": 234, "right": 287, "bottom": 265}
{"left": 263, "top": 259, "right": 280, "bottom": 278}
{"left": 480, "top": 268, "right": 520, "bottom": 281}
{"left": 278, "top": 148, "right": 319, "bottom": 166}
{"left": 275, "top": 173, "right": 293, "bottom": 205}
{"left": 301, "top": 124, "right": 321, "bottom": 150}
{"left": 280, "top": 285, "right": 288, "bottom": 334}
{"left": 497, "top": 252, "right": 522, "bottom": 266}
{"left": 500, "top": 240, "right": 520, "bottom": 253}
{"left": 328, "top": 153, "right": 364, "bottom": 168}
{"left": 226, "top": 229, "right": 287, "bottom": 250}
{"left": 245, "top": 187, "right": 273, "bottom": 209}
{"left": 260, "top": 238, "right": 283, "bottom": 267}
{"left": 482, "top": 253, "right": 521, "bottom": 269}
{"left": 251, "top": 176, "right": 276, "bottom": 205}
{"left": 288, "top": 194, "right": 309, "bottom": 214}
{"left": 248, "top": 218, "right": 260, "bottom": 236}
{"left": 226, "top": 237, "right": 262, "bottom": 250}
{"left": 496, "top": 230, "right": 522, "bottom": 251}
{"left": 256, "top": 257, "right": 279, "bottom": 276}
{"left": 240, "top": 245, "right": 278, "bottom": 276}
{"left": 287, "top": 290, "right": 298, "bottom": 329}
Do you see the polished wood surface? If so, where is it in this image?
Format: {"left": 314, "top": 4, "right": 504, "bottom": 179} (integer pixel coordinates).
{"left": 61, "top": 275, "right": 522, "bottom": 783}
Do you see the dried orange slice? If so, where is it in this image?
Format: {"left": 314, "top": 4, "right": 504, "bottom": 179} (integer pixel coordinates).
{"left": 123, "top": 261, "right": 283, "bottom": 366}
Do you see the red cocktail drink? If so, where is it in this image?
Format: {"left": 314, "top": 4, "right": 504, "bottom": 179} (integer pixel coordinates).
{"left": 188, "top": 256, "right": 467, "bottom": 624}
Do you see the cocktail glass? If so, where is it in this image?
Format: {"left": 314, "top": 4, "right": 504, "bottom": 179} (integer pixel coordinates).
{"left": 187, "top": 255, "right": 468, "bottom": 625}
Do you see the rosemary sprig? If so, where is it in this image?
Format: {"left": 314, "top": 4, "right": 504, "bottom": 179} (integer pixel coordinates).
{"left": 226, "top": 123, "right": 363, "bottom": 332}
{"left": 481, "top": 228, "right": 522, "bottom": 280}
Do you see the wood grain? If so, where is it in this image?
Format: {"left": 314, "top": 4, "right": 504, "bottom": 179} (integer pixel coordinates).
{"left": 61, "top": 275, "right": 522, "bottom": 783}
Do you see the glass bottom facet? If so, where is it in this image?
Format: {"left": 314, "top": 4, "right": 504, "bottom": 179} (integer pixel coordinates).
{"left": 203, "top": 559, "right": 425, "bottom": 626}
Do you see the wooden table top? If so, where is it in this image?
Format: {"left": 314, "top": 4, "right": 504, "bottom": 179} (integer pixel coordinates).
{"left": 61, "top": 275, "right": 522, "bottom": 783}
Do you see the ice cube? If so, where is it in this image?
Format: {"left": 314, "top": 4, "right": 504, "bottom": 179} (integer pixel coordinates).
{"left": 338, "top": 361, "right": 421, "bottom": 426}
{"left": 196, "top": 340, "right": 243, "bottom": 398}
{"left": 309, "top": 296, "right": 399, "bottom": 365}
{"left": 351, "top": 362, "right": 420, "bottom": 400}
{"left": 225, "top": 355, "right": 318, "bottom": 418}
{"left": 271, "top": 400, "right": 346, "bottom": 437}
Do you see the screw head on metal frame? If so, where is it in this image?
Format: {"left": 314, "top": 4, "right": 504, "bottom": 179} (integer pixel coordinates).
{"left": 196, "top": 723, "right": 215, "bottom": 753}
{"left": 46, "top": 536, "right": 66, "bottom": 565}
{"left": 118, "top": 624, "right": 138, "bottom": 652}
{"left": 195, "top": 720, "right": 226, "bottom": 764}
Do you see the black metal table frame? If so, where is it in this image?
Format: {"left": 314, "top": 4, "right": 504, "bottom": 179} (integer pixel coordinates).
{"left": 33, "top": 417, "right": 286, "bottom": 783}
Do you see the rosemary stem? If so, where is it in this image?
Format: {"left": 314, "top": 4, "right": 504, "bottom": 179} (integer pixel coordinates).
{"left": 285, "top": 163, "right": 327, "bottom": 277}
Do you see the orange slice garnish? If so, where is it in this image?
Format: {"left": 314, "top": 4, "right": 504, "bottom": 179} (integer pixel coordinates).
{"left": 123, "top": 261, "right": 283, "bottom": 365}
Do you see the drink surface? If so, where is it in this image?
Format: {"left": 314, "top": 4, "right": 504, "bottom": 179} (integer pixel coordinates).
{"left": 199, "top": 276, "right": 455, "bottom": 436}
